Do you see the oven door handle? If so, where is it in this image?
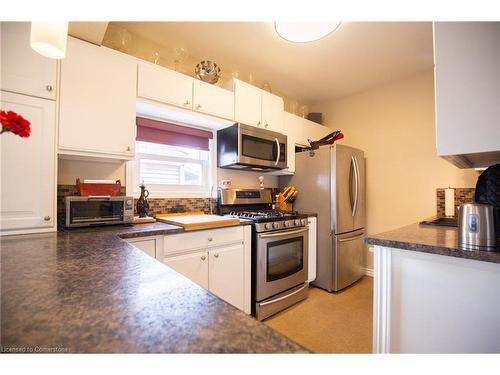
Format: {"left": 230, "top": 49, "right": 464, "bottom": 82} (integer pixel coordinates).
{"left": 258, "top": 227, "right": 309, "bottom": 238}
{"left": 259, "top": 283, "right": 309, "bottom": 307}
{"left": 274, "top": 138, "right": 280, "bottom": 166}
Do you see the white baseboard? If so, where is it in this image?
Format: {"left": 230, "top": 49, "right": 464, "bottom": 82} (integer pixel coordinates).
{"left": 363, "top": 267, "right": 374, "bottom": 277}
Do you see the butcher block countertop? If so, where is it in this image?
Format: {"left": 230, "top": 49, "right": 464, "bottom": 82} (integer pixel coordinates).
{"left": 0, "top": 222, "right": 305, "bottom": 353}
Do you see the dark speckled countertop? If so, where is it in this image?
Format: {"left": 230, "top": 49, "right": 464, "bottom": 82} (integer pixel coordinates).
{"left": 0, "top": 222, "right": 306, "bottom": 353}
{"left": 366, "top": 222, "right": 500, "bottom": 264}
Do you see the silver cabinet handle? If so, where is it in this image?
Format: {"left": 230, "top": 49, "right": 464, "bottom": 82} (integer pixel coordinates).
{"left": 258, "top": 227, "right": 308, "bottom": 238}
{"left": 338, "top": 233, "right": 365, "bottom": 243}
{"left": 208, "top": 237, "right": 213, "bottom": 242}
{"left": 184, "top": 100, "right": 190, "bottom": 106}
{"left": 196, "top": 104, "right": 202, "bottom": 110}
{"left": 46, "top": 85, "right": 53, "bottom": 92}
{"left": 274, "top": 138, "right": 280, "bottom": 166}
{"left": 259, "top": 284, "right": 308, "bottom": 307}
{"left": 201, "top": 255, "right": 206, "bottom": 261}
{"left": 126, "top": 146, "right": 131, "bottom": 151}
{"left": 213, "top": 253, "right": 219, "bottom": 258}
{"left": 257, "top": 121, "right": 261, "bottom": 127}
{"left": 44, "top": 216, "right": 51, "bottom": 221}
{"left": 265, "top": 123, "right": 269, "bottom": 128}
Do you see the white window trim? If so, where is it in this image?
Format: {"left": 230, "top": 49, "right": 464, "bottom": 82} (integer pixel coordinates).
{"left": 126, "top": 138, "right": 217, "bottom": 199}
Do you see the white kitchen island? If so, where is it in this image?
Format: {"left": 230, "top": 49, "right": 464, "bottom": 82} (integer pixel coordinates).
{"left": 367, "top": 224, "right": 500, "bottom": 353}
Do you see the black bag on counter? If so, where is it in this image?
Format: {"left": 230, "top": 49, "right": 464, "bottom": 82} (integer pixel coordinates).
{"left": 475, "top": 164, "right": 500, "bottom": 238}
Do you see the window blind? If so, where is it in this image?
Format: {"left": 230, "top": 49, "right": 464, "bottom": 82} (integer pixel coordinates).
{"left": 136, "top": 117, "right": 213, "bottom": 151}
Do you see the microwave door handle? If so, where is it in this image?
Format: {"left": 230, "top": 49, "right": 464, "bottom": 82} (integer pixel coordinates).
{"left": 88, "top": 195, "right": 112, "bottom": 200}
{"left": 274, "top": 138, "right": 280, "bottom": 165}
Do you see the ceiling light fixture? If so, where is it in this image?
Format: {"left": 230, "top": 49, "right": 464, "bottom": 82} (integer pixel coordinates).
{"left": 274, "top": 22, "right": 341, "bottom": 43}
{"left": 30, "top": 22, "right": 69, "bottom": 59}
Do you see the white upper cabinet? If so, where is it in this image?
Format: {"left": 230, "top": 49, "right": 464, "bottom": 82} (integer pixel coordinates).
{"left": 193, "top": 80, "right": 234, "bottom": 120}
{"left": 138, "top": 63, "right": 194, "bottom": 110}
{"left": 0, "top": 22, "right": 57, "bottom": 100}
{"left": 232, "top": 79, "right": 285, "bottom": 131}
{"left": 233, "top": 79, "right": 262, "bottom": 126}
{"left": 434, "top": 22, "right": 500, "bottom": 168}
{"left": 261, "top": 90, "right": 284, "bottom": 131}
{"left": 1, "top": 91, "right": 56, "bottom": 234}
{"left": 59, "top": 37, "right": 137, "bottom": 160}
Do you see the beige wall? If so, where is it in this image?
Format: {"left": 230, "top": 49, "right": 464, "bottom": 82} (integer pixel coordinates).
{"left": 310, "top": 70, "right": 479, "bottom": 269}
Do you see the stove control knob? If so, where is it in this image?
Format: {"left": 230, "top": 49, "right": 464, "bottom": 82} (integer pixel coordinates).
{"left": 284, "top": 221, "right": 291, "bottom": 227}
{"left": 272, "top": 222, "right": 280, "bottom": 229}
{"left": 301, "top": 219, "right": 308, "bottom": 226}
{"left": 265, "top": 223, "right": 272, "bottom": 230}
{"left": 295, "top": 219, "right": 301, "bottom": 226}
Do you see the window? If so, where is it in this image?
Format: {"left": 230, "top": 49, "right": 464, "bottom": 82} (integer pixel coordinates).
{"left": 127, "top": 117, "right": 214, "bottom": 198}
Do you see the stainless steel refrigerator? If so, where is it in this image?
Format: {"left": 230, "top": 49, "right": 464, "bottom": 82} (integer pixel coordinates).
{"left": 289, "top": 144, "right": 366, "bottom": 292}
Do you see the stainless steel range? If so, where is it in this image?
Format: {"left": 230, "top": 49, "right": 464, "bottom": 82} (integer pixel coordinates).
{"left": 218, "top": 188, "right": 309, "bottom": 320}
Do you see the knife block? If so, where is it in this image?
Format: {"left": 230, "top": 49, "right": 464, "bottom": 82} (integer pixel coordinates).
{"left": 277, "top": 193, "right": 293, "bottom": 212}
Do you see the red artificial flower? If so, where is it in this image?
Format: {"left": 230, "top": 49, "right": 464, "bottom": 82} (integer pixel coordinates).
{"left": 0, "top": 110, "right": 31, "bottom": 137}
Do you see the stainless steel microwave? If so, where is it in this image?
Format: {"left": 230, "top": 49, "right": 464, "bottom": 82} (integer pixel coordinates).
{"left": 65, "top": 196, "right": 134, "bottom": 228}
{"left": 217, "top": 123, "right": 287, "bottom": 170}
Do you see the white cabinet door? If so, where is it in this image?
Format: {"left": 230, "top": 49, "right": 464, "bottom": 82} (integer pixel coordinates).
{"left": 164, "top": 251, "right": 209, "bottom": 289}
{"left": 193, "top": 80, "right": 234, "bottom": 120}
{"left": 434, "top": 22, "right": 500, "bottom": 166}
{"left": 138, "top": 63, "right": 193, "bottom": 110}
{"left": 209, "top": 244, "right": 245, "bottom": 311}
{"left": 233, "top": 79, "right": 262, "bottom": 127}
{"left": 1, "top": 22, "right": 57, "bottom": 100}
{"left": 0, "top": 91, "right": 56, "bottom": 233}
{"left": 307, "top": 217, "right": 317, "bottom": 282}
{"left": 261, "top": 91, "right": 284, "bottom": 132}
{"left": 59, "top": 37, "right": 137, "bottom": 159}
{"left": 127, "top": 238, "right": 156, "bottom": 258}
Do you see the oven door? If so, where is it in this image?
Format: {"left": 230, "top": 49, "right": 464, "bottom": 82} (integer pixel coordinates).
{"left": 256, "top": 226, "right": 308, "bottom": 301}
{"left": 238, "top": 125, "right": 287, "bottom": 169}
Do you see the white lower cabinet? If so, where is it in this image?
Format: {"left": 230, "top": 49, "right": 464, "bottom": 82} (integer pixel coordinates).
{"left": 208, "top": 244, "right": 245, "bottom": 311}
{"left": 0, "top": 91, "right": 56, "bottom": 234}
{"left": 307, "top": 217, "right": 317, "bottom": 283}
{"left": 163, "top": 226, "right": 251, "bottom": 313}
{"left": 125, "top": 236, "right": 164, "bottom": 260}
{"left": 164, "top": 250, "right": 209, "bottom": 289}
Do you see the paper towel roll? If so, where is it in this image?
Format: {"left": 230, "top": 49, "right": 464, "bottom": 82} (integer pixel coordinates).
{"left": 445, "top": 187, "right": 455, "bottom": 217}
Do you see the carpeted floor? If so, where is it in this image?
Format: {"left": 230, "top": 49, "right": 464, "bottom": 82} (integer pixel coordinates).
{"left": 264, "top": 276, "right": 373, "bottom": 353}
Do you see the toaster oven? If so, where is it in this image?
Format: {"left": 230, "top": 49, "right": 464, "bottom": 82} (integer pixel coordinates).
{"left": 65, "top": 196, "right": 134, "bottom": 228}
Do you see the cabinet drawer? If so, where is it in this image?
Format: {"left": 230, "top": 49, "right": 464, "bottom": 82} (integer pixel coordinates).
{"left": 164, "top": 226, "right": 244, "bottom": 255}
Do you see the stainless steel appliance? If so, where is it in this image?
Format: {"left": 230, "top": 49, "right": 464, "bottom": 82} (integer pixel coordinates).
{"left": 458, "top": 203, "right": 497, "bottom": 250}
{"left": 65, "top": 196, "right": 134, "bottom": 228}
{"left": 217, "top": 123, "right": 287, "bottom": 171}
{"left": 287, "top": 144, "right": 366, "bottom": 292}
{"left": 218, "top": 188, "right": 309, "bottom": 320}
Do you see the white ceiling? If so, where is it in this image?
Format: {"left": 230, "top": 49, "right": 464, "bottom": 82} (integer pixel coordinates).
{"left": 116, "top": 22, "right": 434, "bottom": 104}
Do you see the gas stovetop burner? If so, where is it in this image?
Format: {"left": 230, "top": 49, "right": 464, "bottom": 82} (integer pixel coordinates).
{"left": 228, "top": 210, "right": 299, "bottom": 220}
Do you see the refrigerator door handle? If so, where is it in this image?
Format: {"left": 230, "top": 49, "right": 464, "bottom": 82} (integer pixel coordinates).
{"left": 354, "top": 155, "right": 361, "bottom": 217}
{"left": 338, "top": 232, "right": 365, "bottom": 242}
{"left": 351, "top": 156, "right": 359, "bottom": 217}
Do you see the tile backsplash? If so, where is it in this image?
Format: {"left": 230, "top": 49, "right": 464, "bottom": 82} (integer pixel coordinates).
{"left": 57, "top": 185, "right": 217, "bottom": 224}
{"left": 436, "top": 188, "right": 475, "bottom": 217}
